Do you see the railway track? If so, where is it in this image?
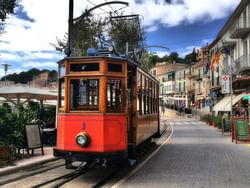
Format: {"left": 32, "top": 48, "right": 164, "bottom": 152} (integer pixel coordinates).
{"left": 1, "top": 121, "right": 171, "bottom": 188}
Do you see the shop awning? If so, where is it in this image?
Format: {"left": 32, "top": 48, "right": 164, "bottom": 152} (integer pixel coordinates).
{"left": 213, "top": 96, "right": 233, "bottom": 112}
{"left": 242, "top": 94, "right": 250, "bottom": 100}
{"left": 224, "top": 92, "right": 246, "bottom": 111}
{"left": 213, "top": 92, "right": 247, "bottom": 113}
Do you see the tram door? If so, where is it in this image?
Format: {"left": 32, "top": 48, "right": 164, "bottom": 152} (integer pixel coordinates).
{"left": 127, "top": 65, "right": 136, "bottom": 143}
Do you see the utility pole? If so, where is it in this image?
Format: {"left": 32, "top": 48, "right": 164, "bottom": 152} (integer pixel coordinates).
{"left": 1, "top": 63, "right": 11, "bottom": 85}
{"left": 229, "top": 46, "right": 233, "bottom": 119}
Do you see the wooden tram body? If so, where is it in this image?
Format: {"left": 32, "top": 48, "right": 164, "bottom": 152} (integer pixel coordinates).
{"left": 54, "top": 55, "right": 160, "bottom": 166}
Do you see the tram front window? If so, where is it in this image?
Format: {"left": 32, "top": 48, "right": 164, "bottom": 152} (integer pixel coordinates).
{"left": 107, "top": 79, "right": 122, "bottom": 112}
{"left": 70, "top": 79, "right": 99, "bottom": 111}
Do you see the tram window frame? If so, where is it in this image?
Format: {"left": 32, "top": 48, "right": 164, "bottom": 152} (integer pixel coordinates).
{"left": 106, "top": 78, "right": 123, "bottom": 112}
{"left": 69, "top": 62, "right": 99, "bottom": 72}
{"left": 107, "top": 63, "right": 123, "bottom": 72}
{"left": 137, "top": 72, "right": 142, "bottom": 115}
{"left": 58, "top": 78, "right": 65, "bottom": 112}
{"left": 149, "top": 80, "right": 152, "bottom": 114}
{"left": 69, "top": 78, "right": 99, "bottom": 111}
{"left": 141, "top": 74, "right": 145, "bottom": 115}
{"left": 59, "top": 63, "right": 65, "bottom": 78}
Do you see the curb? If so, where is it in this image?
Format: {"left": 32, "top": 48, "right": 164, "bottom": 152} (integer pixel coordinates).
{"left": 0, "top": 157, "right": 58, "bottom": 177}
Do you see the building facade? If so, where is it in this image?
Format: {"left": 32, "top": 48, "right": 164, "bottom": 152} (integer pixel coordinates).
{"left": 210, "top": 0, "right": 250, "bottom": 115}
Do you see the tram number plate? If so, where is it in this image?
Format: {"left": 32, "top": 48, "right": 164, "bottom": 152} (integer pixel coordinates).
{"left": 82, "top": 122, "right": 86, "bottom": 130}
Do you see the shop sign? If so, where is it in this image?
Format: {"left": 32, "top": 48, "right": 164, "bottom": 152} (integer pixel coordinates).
{"left": 235, "top": 120, "right": 248, "bottom": 141}
{"left": 221, "top": 75, "right": 230, "bottom": 94}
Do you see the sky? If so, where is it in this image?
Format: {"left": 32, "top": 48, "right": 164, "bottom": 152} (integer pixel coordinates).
{"left": 0, "top": 0, "right": 240, "bottom": 78}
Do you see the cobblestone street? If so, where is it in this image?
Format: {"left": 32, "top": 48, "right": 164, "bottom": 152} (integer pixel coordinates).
{"left": 117, "top": 117, "right": 250, "bottom": 188}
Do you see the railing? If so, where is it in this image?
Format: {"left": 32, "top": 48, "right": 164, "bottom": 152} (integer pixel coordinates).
{"left": 233, "top": 54, "right": 250, "bottom": 73}
{"left": 230, "top": 17, "right": 250, "bottom": 38}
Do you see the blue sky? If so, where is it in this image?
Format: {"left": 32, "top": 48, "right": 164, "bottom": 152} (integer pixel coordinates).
{"left": 0, "top": 0, "right": 240, "bottom": 78}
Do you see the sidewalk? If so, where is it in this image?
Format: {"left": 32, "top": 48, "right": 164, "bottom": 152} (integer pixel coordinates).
{"left": 161, "top": 108, "right": 197, "bottom": 121}
{"left": 0, "top": 146, "right": 56, "bottom": 176}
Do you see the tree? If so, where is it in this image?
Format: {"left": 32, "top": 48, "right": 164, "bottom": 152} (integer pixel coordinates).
{"left": 1, "top": 68, "right": 57, "bottom": 84}
{"left": 51, "top": 16, "right": 104, "bottom": 56}
{"left": 0, "top": 0, "right": 17, "bottom": 34}
{"left": 168, "top": 52, "right": 179, "bottom": 63}
{"left": 183, "top": 48, "right": 197, "bottom": 64}
{"left": 108, "top": 14, "right": 145, "bottom": 55}
{"left": 0, "top": 0, "right": 16, "bottom": 21}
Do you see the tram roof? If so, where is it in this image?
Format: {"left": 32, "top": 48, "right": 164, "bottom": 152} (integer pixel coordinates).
{"left": 58, "top": 56, "right": 159, "bottom": 83}
{"left": 58, "top": 56, "right": 129, "bottom": 64}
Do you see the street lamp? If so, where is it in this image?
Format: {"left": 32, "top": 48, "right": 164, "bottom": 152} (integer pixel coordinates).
{"left": 1, "top": 63, "right": 11, "bottom": 85}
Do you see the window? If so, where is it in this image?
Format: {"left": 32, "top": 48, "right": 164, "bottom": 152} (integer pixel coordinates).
{"left": 153, "top": 70, "right": 156, "bottom": 76}
{"left": 58, "top": 78, "right": 65, "bottom": 111}
{"left": 108, "top": 63, "right": 122, "bottom": 72}
{"left": 59, "top": 64, "right": 65, "bottom": 77}
{"left": 107, "top": 79, "right": 122, "bottom": 112}
{"left": 70, "top": 63, "right": 99, "bottom": 72}
{"left": 137, "top": 72, "right": 142, "bottom": 115}
{"left": 70, "top": 79, "right": 99, "bottom": 111}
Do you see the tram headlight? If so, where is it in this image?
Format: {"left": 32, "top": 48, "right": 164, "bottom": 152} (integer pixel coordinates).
{"left": 75, "top": 132, "right": 90, "bottom": 147}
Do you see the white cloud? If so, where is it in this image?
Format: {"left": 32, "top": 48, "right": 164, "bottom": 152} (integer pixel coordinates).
{"left": 0, "top": 68, "right": 23, "bottom": 78}
{"left": 0, "top": 51, "right": 63, "bottom": 63}
{"left": 155, "top": 51, "right": 169, "bottom": 58}
{"left": 128, "top": 0, "right": 240, "bottom": 28}
{"left": 145, "top": 25, "right": 159, "bottom": 32}
{"left": 179, "top": 45, "right": 201, "bottom": 57}
{"left": 22, "top": 61, "right": 57, "bottom": 69}
{"left": 0, "top": 52, "right": 20, "bottom": 61}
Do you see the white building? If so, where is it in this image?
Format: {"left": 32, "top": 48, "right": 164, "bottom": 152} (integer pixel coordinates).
{"left": 210, "top": 0, "right": 250, "bottom": 115}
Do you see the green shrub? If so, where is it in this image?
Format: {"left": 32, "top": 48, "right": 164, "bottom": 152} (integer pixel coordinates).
{"left": 201, "top": 114, "right": 210, "bottom": 122}
{"left": 0, "top": 102, "right": 55, "bottom": 148}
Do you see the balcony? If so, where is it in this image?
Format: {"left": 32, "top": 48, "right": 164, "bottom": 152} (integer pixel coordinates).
{"left": 230, "top": 17, "right": 250, "bottom": 39}
{"left": 233, "top": 54, "right": 250, "bottom": 74}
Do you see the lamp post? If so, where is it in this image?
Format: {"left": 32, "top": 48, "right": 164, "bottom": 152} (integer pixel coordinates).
{"left": 1, "top": 63, "right": 11, "bottom": 85}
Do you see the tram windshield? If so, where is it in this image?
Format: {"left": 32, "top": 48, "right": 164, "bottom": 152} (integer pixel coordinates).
{"left": 70, "top": 79, "right": 99, "bottom": 111}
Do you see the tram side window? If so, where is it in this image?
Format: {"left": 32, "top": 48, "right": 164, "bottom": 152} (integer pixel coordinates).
{"left": 141, "top": 75, "right": 145, "bottom": 115}
{"left": 59, "top": 78, "right": 65, "bottom": 111}
{"left": 107, "top": 79, "right": 122, "bottom": 112}
{"left": 137, "top": 72, "right": 142, "bottom": 115}
{"left": 70, "top": 79, "right": 99, "bottom": 111}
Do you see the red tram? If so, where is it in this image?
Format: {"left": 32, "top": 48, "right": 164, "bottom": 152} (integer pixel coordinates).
{"left": 54, "top": 50, "right": 160, "bottom": 167}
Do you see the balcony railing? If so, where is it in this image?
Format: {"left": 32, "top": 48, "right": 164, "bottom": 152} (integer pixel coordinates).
{"left": 233, "top": 54, "right": 250, "bottom": 73}
{"left": 230, "top": 17, "right": 250, "bottom": 38}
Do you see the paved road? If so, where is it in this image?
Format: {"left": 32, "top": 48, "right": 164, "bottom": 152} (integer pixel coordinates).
{"left": 117, "top": 119, "right": 250, "bottom": 188}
